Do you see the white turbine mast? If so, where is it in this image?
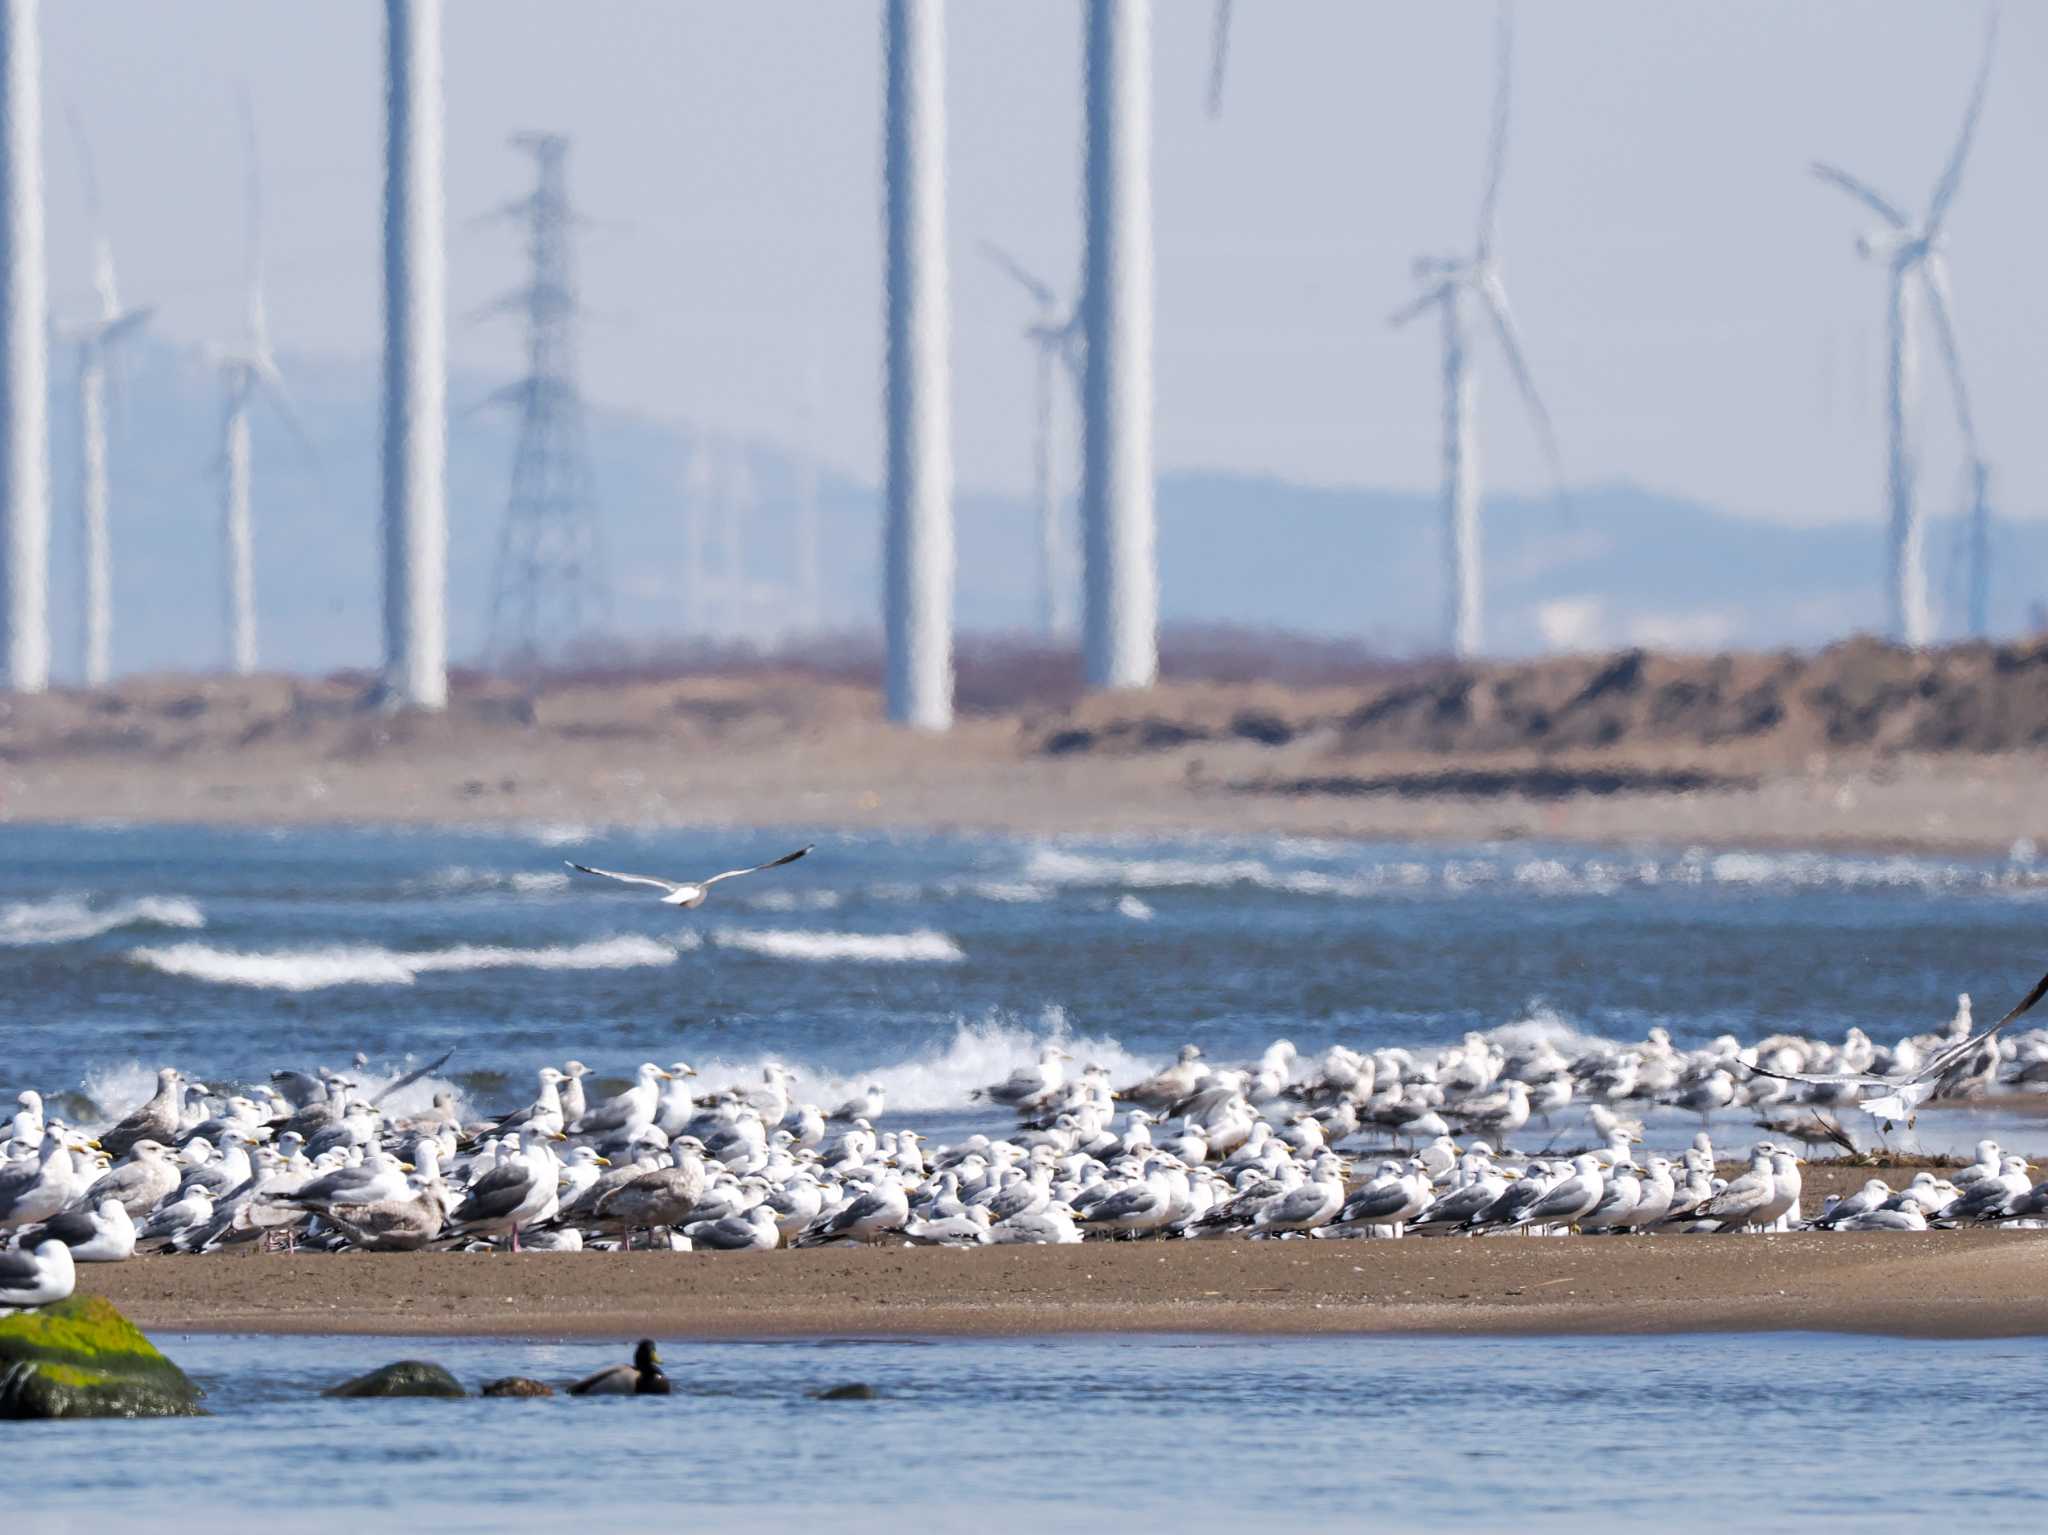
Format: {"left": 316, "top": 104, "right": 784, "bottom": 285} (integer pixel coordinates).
{"left": 1389, "top": 2, "right": 1565, "bottom": 659}
{"left": 882, "top": 0, "right": 954, "bottom": 728}
{"left": 724, "top": 448, "right": 750, "bottom": 642}
{"left": 210, "top": 90, "right": 310, "bottom": 678}
{"left": 1080, "top": 0, "right": 1157, "bottom": 691}
{"left": 378, "top": 0, "right": 448, "bottom": 710}
{"left": 793, "top": 359, "right": 821, "bottom": 637}
{"left": 683, "top": 433, "right": 712, "bottom": 639}
{"left": 67, "top": 113, "right": 149, "bottom": 688}
{"left": 0, "top": 0, "right": 49, "bottom": 694}
{"left": 983, "top": 240, "right": 1080, "bottom": 640}
{"left": 1206, "top": 0, "right": 1232, "bottom": 119}
{"left": 1812, "top": 10, "right": 1997, "bottom": 648}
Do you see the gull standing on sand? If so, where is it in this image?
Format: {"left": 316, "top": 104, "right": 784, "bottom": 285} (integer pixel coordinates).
{"left": 564, "top": 845, "right": 814, "bottom": 908}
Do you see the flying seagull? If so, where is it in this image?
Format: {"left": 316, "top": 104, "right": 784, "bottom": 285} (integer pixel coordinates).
{"left": 564, "top": 845, "right": 814, "bottom": 908}
{"left": 1746, "top": 965, "right": 2048, "bottom": 1124}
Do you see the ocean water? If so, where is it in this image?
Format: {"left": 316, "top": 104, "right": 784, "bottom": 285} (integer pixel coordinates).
{"left": 4, "top": 822, "right": 2048, "bottom": 1150}
{"left": 4, "top": 1329, "right": 2044, "bottom": 1533}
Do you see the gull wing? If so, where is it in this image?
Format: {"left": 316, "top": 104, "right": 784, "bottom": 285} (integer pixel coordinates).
{"left": 698, "top": 845, "right": 815, "bottom": 889}
{"left": 1745, "top": 965, "right": 2048, "bottom": 1090}
{"left": 564, "top": 862, "right": 684, "bottom": 896}
{"left": 1907, "top": 965, "right": 2048, "bottom": 1085}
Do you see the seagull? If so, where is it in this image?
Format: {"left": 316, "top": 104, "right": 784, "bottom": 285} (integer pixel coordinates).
{"left": 0, "top": 1239, "right": 75, "bottom": 1311}
{"left": 1745, "top": 965, "right": 2048, "bottom": 1123}
{"left": 16, "top": 1198, "right": 137, "bottom": 1263}
{"left": 564, "top": 845, "right": 814, "bottom": 909}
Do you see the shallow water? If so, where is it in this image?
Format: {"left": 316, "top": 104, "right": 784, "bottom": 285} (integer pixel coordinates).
{"left": 5, "top": 823, "right": 2047, "bottom": 1154}
{"left": 4, "top": 1329, "right": 2043, "bottom": 1533}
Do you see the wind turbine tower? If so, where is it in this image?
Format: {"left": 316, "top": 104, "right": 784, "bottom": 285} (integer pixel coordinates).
{"left": 1389, "top": 3, "right": 1565, "bottom": 659}
{"left": 68, "top": 119, "right": 149, "bottom": 688}
{"left": 984, "top": 241, "right": 1078, "bottom": 639}
{"left": 1081, "top": 0, "right": 1157, "bottom": 691}
{"left": 1812, "top": 13, "right": 1997, "bottom": 648}
{"left": 379, "top": 0, "right": 448, "bottom": 709}
{"left": 882, "top": 0, "right": 954, "bottom": 729}
{"left": 211, "top": 93, "right": 305, "bottom": 678}
{"left": 0, "top": 0, "right": 47, "bottom": 693}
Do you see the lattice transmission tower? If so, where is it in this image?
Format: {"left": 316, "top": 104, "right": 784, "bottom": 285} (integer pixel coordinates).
{"left": 483, "top": 132, "right": 607, "bottom": 665}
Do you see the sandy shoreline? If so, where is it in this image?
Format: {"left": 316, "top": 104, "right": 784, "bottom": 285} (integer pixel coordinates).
{"left": 1, "top": 667, "right": 2044, "bottom": 855}
{"left": 90, "top": 1231, "right": 2048, "bottom": 1341}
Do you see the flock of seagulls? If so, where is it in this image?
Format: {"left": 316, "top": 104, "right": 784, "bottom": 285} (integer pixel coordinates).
{"left": 3, "top": 970, "right": 2046, "bottom": 1310}
{"left": 5, "top": 840, "right": 2045, "bottom": 1323}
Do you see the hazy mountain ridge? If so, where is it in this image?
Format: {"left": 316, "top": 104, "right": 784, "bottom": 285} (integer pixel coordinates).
{"left": 45, "top": 340, "right": 2048, "bottom": 682}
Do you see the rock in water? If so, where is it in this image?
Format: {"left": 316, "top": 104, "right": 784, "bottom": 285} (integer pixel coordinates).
{"left": 0, "top": 1295, "right": 204, "bottom": 1419}
{"left": 481, "top": 1376, "right": 556, "bottom": 1398}
{"left": 323, "top": 1360, "right": 466, "bottom": 1398}
{"left": 812, "top": 1381, "right": 878, "bottom": 1401}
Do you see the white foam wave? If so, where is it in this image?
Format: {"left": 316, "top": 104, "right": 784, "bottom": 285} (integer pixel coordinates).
{"left": 1116, "top": 895, "right": 1155, "bottom": 921}
{"left": 740, "top": 888, "right": 844, "bottom": 913}
{"left": 711, "top": 928, "right": 964, "bottom": 964}
{"left": 1023, "top": 848, "right": 1374, "bottom": 899}
{"left": 689, "top": 1009, "right": 1160, "bottom": 1115}
{"left": 0, "top": 894, "right": 205, "bottom": 947}
{"left": 127, "top": 935, "right": 690, "bottom": 992}
{"left": 415, "top": 866, "right": 572, "bottom": 896}
{"left": 1482, "top": 1003, "right": 1618, "bottom": 1059}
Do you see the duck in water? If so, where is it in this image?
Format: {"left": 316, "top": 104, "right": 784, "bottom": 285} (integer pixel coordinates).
{"left": 568, "top": 1338, "right": 670, "bottom": 1397}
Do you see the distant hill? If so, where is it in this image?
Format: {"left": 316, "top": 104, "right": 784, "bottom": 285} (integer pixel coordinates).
{"left": 44, "top": 339, "right": 2048, "bottom": 681}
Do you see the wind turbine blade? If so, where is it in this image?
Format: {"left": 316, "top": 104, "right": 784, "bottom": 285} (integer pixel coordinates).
{"left": 980, "top": 240, "right": 1057, "bottom": 309}
{"left": 98, "top": 305, "right": 152, "bottom": 348}
{"left": 1474, "top": 0, "right": 1514, "bottom": 258}
{"left": 1206, "top": 0, "right": 1232, "bottom": 120}
{"left": 236, "top": 84, "right": 266, "bottom": 352}
{"left": 1808, "top": 161, "right": 1910, "bottom": 229}
{"left": 1923, "top": 8, "right": 1998, "bottom": 237}
{"left": 1478, "top": 273, "right": 1567, "bottom": 499}
{"left": 67, "top": 107, "right": 120, "bottom": 320}
{"left": 1387, "top": 286, "right": 1443, "bottom": 330}
{"left": 1920, "top": 255, "right": 1979, "bottom": 461}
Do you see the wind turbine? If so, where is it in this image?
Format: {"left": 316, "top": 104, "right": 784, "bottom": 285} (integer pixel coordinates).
{"left": 209, "top": 92, "right": 307, "bottom": 677}
{"left": 1080, "top": 0, "right": 1156, "bottom": 690}
{"left": 1812, "top": 12, "right": 1997, "bottom": 648}
{"left": 67, "top": 116, "right": 149, "bottom": 688}
{"left": 1206, "top": 0, "right": 1232, "bottom": 119}
{"left": 0, "top": 0, "right": 49, "bottom": 694}
{"left": 378, "top": 0, "right": 448, "bottom": 710}
{"left": 882, "top": 0, "right": 954, "bottom": 729}
{"left": 983, "top": 240, "right": 1080, "bottom": 639}
{"left": 1389, "top": 2, "right": 1565, "bottom": 659}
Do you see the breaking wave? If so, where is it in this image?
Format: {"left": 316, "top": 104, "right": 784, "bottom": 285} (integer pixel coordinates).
{"left": 688, "top": 1009, "right": 1158, "bottom": 1115}
{"left": 0, "top": 894, "right": 205, "bottom": 947}
{"left": 413, "top": 866, "right": 573, "bottom": 896}
{"left": 710, "top": 928, "right": 965, "bottom": 964}
{"left": 126, "top": 935, "right": 690, "bottom": 992}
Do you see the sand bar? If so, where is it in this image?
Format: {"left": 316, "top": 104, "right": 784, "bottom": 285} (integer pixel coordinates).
{"left": 91, "top": 1229, "right": 2048, "bottom": 1340}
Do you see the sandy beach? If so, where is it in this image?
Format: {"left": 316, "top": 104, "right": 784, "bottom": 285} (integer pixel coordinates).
{"left": 87, "top": 1229, "right": 2048, "bottom": 1340}
{"left": 3, "top": 644, "right": 2047, "bottom": 854}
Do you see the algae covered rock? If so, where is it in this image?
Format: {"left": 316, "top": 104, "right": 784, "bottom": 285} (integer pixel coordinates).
{"left": 324, "top": 1359, "right": 466, "bottom": 1398}
{"left": 481, "top": 1375, "right": 555, "bottom": 1398}
{"left": 812, "top": 1381, "right": 878, "bottom": 1401}
{"left": 0, "top": 1295, "right": 204, "bottom": 1419}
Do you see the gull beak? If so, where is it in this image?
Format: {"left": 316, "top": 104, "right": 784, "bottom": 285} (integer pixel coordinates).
{"left": 655, "top": 1070, "right": 675, "bottom": 1081}
{"left": 596, "top": 1156, "right": 612, "bottom": 1167}
{"left": 684, "top": 1067, "right": 699, "bottom": 1078}
{"left": 86, "top": 1139, "right": 103, "bottom": 1151}
{"left": 550, "top": 1132, "right": 570, "bottom": 1143}
{"left": 400, "top": 1162, "right": 416, "bottom": 1173}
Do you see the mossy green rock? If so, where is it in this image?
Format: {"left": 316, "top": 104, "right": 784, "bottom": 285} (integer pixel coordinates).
{"left": 324, "top": 1360, "right": 466, "bottom": 1398}
{"left": 0, "top": 1295, "right": 204, "bottom": 1419}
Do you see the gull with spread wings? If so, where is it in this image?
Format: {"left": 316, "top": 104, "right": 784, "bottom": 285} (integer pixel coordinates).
{"left": 1746, "top": 965, "right": 2048, "bottom": 1125}
{"left": 565, "top": 845, "right": 814, "bottom": 909}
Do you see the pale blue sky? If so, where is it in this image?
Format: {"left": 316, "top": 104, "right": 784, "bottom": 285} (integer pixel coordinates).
{"left": 43, "top": 3, "right": 2048, "bottom": 527}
